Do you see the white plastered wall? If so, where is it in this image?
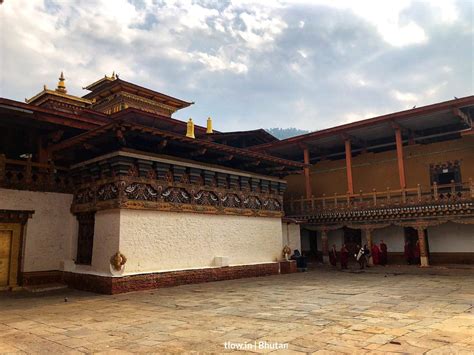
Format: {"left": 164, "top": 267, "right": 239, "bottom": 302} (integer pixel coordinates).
{"left": 372, "top": 225, "right": 405, "bottom": 252}
{"left": 281, "top": 223, "right": 301, "bottom": 253}
{"left": 118, "top": 210, "right": 283, "bottom": 275}
{"left": 428, "top": 222, "right": 474, "bottom": 252}
{"left": 328, "top": 229, "right": 344, "bottom": 249}
{"left": 0, "top": 188, "right": 76, "bottom": 272}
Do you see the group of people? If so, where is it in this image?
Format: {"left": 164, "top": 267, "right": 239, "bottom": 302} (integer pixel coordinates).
{"left": 404, "top": 240, "right": 421, "bottom": 265}
{"left": 329, "top": 240, "right": 388, "bottom": 270}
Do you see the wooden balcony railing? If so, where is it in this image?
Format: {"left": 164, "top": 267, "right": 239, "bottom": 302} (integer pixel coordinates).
{"left": 0, "top": 154, "right": 72, "bottom": 193}
{"left": 285, "top": 179, "right": 474, "bottom": 216}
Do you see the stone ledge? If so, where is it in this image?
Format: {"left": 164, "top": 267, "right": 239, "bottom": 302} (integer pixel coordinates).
{"left": 63, "top": 262, "right": 280, "bottom": 294}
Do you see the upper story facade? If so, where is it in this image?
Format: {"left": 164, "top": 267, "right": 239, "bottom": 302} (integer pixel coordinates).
{"left": 252, "top": 96, "right": 474, "bottom": 227}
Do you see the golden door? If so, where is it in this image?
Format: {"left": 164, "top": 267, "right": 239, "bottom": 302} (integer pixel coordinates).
{"left": 0, "top": 224, "right": 21, "bottom": 289}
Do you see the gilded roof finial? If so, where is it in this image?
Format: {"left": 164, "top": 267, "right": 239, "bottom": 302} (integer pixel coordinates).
{"left": 186, "top": 118, "right": 195, "bottom": 139}
{"left": 206, "top": 116, "right": 213, "bottom": 134}
{"left": 56, "top": 71, "right": 67, "bottom": 93}
{"left": 111, "top": 71, "right": 116, "bottom": 79}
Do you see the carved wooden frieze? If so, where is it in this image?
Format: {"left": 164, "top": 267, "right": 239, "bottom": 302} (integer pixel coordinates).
{"left": 72, "top": 176, "right": 283, "bottom": 217}
{"left": 70, "top": 153, "right": 286, "bottom": 217}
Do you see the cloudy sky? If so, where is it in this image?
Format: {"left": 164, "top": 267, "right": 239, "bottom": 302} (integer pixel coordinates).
{"left": 0, "top": 0, "right": 472, "bottom": 132}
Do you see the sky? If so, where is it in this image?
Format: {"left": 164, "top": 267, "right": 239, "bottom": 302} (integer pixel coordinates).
{"left": 0, "top": 0, "right": 472, "bottom": 132}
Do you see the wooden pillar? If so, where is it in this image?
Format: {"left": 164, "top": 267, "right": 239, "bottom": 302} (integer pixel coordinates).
{"left": 37, "top": 136, "right": 51, "bottom": 165}
{"left": 321, "top": 229, "right": 329, "bottom": 264}
{"left": 395, "top": 128, "right": 406, "bottom": 189}
{"left": 344, "top": 139, "right": 354, "bottom": 194}
{"left": 365, "top": 228, "right": 373, "bottom": 266}
{"left": 416, "top": 226, "right": 429, "bottom": 267}
{"left": 303, "top": 147, "right": 312, "bottom": 199}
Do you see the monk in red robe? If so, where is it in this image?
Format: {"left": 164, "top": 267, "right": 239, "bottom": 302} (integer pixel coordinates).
{"left": 340, "top": 244, "right": 349, "bottom": 269}
{"left": 371, "top": 243, "right": 380, "bottom": 265}
{"left": 380, "top": 240, "right": 388, "bottom": 266}
{"left": 329, "top": 244, "right": 337, "bottom": 267}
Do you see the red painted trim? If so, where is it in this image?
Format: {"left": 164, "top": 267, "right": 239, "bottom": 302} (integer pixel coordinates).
{"left": 345, "top": 139, "right": 354, "bottom": 194}
{"left": 303, "top": 147, "right": 312, "bottom": 198}
{"left": 395, "top": 128, "right": 406, "bottom": 189}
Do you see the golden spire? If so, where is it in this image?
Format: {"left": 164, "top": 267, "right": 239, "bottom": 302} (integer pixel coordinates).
{"left": 56, "top": 72, "right": 67, "bottom": 93}
{"left": 206, "top": 116, "right": 213, "bottom": 134}
{"left": 111, "top": 71, "right": 116, "bottom": 79}
{"left": 186, "top": 118, "right": 195, "bottom": 139}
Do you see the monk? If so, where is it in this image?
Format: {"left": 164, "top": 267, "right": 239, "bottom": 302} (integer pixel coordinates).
{"left": 371, "top": 243, "right": 381, "bottom": 265}
{"left": 380, "top": 240, "right": 388, "bottom": 266}
{"left": 340, "top": 244, "right": 349, "bottom": 269}
{"left": 329, "top": 244, "right": 337, "bottom": 267}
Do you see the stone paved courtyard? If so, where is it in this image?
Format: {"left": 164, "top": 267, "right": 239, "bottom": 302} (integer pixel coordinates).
{"left": 0, "top": 267, "right": 473, "bottom": 354}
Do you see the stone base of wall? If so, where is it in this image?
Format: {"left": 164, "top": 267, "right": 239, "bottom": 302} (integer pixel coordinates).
{"left": 63, "top": 262, "right": 280, "bottom": 294}
{"left": 21, "top": 270, "right": 63, "bottom": 286}
{"left": 279, "top": 260, "right": 297, "bottom": 274}
{"left": 430, "top": 252, "right": 474, "bottom": 264}
{"left": 372, "top": 252, "right": 474, "bottom": 265}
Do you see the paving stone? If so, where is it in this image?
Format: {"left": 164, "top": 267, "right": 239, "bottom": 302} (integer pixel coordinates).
{"left": 0, "top": 266, "right": 473, "bottom": 353}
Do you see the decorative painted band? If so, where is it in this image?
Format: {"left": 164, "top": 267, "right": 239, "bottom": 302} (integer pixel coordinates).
{"left": 63, "top": 263, "right": 281, "bottom": 294}
{"left": 72, "top": 176, "right": 284, "bottom": 217}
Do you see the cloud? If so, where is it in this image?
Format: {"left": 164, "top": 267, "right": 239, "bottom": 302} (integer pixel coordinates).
{"left": 0, "top": 0, "right": 472, "bottom": 132}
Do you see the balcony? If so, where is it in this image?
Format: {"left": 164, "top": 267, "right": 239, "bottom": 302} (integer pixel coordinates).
{"left": 0, "top": 155, "right": 72, "bottom": 193}
{"left": 285, "top": 180, "right": 474, "bottom": 224}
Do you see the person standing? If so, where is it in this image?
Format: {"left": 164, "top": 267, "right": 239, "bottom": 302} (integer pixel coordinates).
{"left": 356, "top": 245, "right": 366, "bottom": 269}
{"left": 371, "top": 243, "right": 381, "bottom": 265}
{"left": 380, "top": 240, "right": 388, "bottom": 266}
{"left": 340, "top": 244, "right": 349, "bottom": 269}
{"left": 329, "top": 244, "right": 337, "bottom": 267}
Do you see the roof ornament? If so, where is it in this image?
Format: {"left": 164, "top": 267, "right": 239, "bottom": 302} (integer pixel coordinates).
{"left": 111, "top": 71, "right": 116, "bottom": 79}
{"left": 206, "top": 116, "right": 213, "bottom": 134}
{"left": 186, "top": 118, "right": 195, "bottom": 139}
{"left": 56, "top": 71, "right": 67, "bottom": 93}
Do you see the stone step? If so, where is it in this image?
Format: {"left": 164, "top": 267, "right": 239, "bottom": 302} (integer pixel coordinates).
{"left": 23, "top": 283, "right": 68, "bottom": 293}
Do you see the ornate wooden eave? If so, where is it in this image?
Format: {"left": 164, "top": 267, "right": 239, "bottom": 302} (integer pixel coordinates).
{"left": 0, "top": 97, "right": 108, "bottom": 130}
{"left": 47, "top": 118, "right": 306, "bottom": 176}
{"left": 83, "top": 78, "right": 193, "bottom": 115}
{"left": 252, "top": 95, "right": 474, "bottom": 152}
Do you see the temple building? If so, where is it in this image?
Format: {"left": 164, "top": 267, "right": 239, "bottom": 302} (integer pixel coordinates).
{"left": 255, "top": 98, "right": 474, "bottom": 266}
{"left": 0, "top": 73, "right": 472, "bottom": 294}
{"left": 0, "top": 73, "right": 303, "bottom": 293}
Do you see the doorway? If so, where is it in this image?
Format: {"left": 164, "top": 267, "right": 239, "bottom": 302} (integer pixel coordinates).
{"left": 0, "top": 223, "right": 22, "bottom": 289}
{"left": 343, "top": 227, "right": 362, "bottom": 257}
{"left": 404, "top": 227, "right": 430, "bottom": 264}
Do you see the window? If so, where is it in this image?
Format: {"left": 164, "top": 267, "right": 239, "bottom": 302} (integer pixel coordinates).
{"left": 76, "top": 212, "right": 95, "bottom": 265}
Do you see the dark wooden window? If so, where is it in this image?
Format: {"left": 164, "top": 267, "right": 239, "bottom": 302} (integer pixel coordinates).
{"left": 76, "top": 212, "right": 95, "bottom": 265}
{"left": 430, "top": 161, "right": 462, "bottom": 193}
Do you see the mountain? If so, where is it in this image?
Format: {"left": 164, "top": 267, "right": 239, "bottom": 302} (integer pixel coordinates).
{"left": 265, "top": 127, "right": 310, "bottom": 140}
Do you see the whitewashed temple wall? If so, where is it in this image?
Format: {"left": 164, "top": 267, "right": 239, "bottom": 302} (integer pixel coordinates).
{"left": 328, "top": 229, "right": 344, "bottom": 248}
{"left": 428, "top": 222, "right": 474, "bottom": 252}
{"left": 117, "top": 210, "right": 283, "bottom": 275}
{"left": 0, "top": 188, "right": 76, "bottom": 272}
{"left": 281, "top": 222, "right": 301, "bottom": 253}
{"left": 373, "top": 225, "right": 405, "bottom": 252}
